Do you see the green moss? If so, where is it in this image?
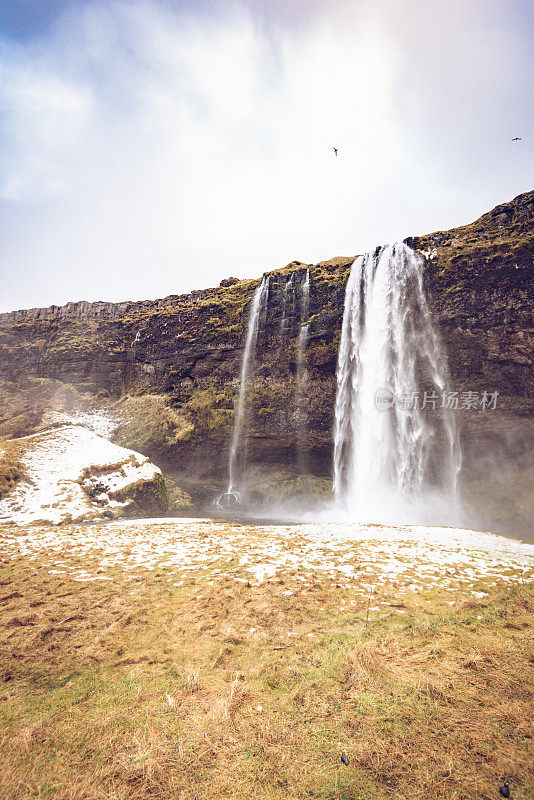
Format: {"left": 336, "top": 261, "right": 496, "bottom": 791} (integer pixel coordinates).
{"left": 441, "top": 285, "right": 462, "bottom": 304}
{"left": 113, "top": 394, "right": 194, "bottom": 455}
{"left": 113, "top": 472, "right": 168, "bottom": 515}
{"left": 306, "top": 339, "right": 338, "bottom": 367}
{"left": 165, "top": 477, "right": 195, "bottom": 514}
{"left": 247, "top": 468, "right": 333, "bottom": 501}
{"left": 248, "top": 382, "right": 293, "bottom": 415}
{"left": 415, "top": 193, "right": 534, "bottom": 299}
{"left": 185, "top": 386, "right": 234, "bottom": 433}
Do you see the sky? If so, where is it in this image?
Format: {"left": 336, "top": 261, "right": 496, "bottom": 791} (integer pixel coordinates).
{"left": 0, "top": 0, "right": 532, "bottom": 313}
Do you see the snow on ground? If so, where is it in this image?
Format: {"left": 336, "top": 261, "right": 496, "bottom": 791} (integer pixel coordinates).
{"left": 1, "top": 519, "right": 532, "bottom": 598}
{"left": 0, "top": 424, "right": 161, "bottom": 525}
{"left": 43, "top": 409, "right": 119, "bottom": 439}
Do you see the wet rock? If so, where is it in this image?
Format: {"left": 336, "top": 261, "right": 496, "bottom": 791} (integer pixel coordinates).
{"left": 0, "top": 190, "right": 532, "bottom": 535}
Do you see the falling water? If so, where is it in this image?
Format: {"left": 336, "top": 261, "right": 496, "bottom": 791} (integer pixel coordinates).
{"left": 296, "top": 269, "right": 311, "bottom": 372}
{"left": 226, "top": 276, "right": 269, "bottom": 496}
{"left": 279, "top": 273, "right": 294, "bottom": 341}
{"left": 295, "top": 269, "right": 311, "bottom": 473}
{"left": 333, "top": 243, "right": 461, "bottom": 522}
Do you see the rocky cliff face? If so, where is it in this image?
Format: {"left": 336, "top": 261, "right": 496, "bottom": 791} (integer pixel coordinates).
{"left": 0, "top": 191, "right": 532, "bottom": 536}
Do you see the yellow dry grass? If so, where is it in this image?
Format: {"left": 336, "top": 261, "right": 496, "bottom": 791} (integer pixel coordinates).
{"left": 0, "top": 544, "right": 532, "bottom": 800}
{"left": 0, "top": 439, "right": 24, "bottom": 500}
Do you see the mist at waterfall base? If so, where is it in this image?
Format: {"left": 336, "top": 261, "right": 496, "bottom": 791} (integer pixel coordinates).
{"left": 215, "top": 244, "right": 464, "bottom": 529}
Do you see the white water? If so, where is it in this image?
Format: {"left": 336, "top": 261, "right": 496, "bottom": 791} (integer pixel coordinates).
{"left": 278, "top": 273, "right": 294, "bottom": 341}
{"left": 227, "top": 276, "right": 269, "bottom": 495}
{"left": 333, "top": 243, "right": 461, "bottom": 524}
{"left": 296, "top": 269, "right": 311, "bottom": 375}
{"left": 295, "top": 269, "right": 311, "bottom": 474}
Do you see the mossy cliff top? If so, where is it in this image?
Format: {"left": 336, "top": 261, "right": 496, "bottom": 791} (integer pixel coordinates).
{"left": 0, "top": 190, "right": 531, "bottom": 401}
{"left": 1, "top": 188, "right": 531, "bottom": 326}
{"left": 406, "top": 189, "right": 533, "bottom": 315}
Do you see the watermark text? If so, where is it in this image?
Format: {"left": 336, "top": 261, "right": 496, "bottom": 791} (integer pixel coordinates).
{"left": 374, "top": 389, "right": 499, "bottom": 411}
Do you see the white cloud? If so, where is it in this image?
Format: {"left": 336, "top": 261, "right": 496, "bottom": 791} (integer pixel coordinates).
{"left": 0, "top": 61, "right": 93, "bottom": 200}
{"left": 0, "top": 0, "right": 532, "bottom": 311}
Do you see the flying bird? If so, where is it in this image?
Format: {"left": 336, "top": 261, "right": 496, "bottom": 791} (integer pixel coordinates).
{"left": 512, "top": 137, "right": 522, "bottom": 141}
{"left": 333, "top": 147, "right": 338, "bottom": 156}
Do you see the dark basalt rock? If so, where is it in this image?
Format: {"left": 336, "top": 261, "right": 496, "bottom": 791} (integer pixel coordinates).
{"left": 113, "top": 472, "right": 169, "bottom": 516}
{"left": 0, "top": 190, "right": 533, "bottom": 536}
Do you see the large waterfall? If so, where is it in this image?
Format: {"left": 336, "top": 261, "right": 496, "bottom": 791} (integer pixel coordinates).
{"left": 333, "top": 243, "right": 461, "bottom": 522}
{"left": 227, "top": 276, "right": 269, "bottom": 496}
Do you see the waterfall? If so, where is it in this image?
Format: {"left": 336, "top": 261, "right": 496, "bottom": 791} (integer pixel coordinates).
{"left": 333, "top": 243, "right": 461, "bottom": 522}
{"left": 295, "top": 269, "right": 311, "bottom": 474}
{"left": 297, "top": 269, "right": 311, "bottom": 368}
{"left": 226, "top": 276, "right": 269, "bottom": 496}
{"left": 279, "top": 273, "right": 294, "bottom": 341}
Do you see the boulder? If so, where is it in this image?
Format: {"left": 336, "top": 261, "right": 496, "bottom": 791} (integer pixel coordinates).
{"left": 0, "top": 423, "right": 168, "bottom": 525}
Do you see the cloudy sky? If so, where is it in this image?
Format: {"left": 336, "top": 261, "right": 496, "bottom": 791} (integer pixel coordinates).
{"left": 0, "top": 0, "right": 532, "bottom": 312}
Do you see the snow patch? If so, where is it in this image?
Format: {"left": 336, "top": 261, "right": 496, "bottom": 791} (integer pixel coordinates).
{"left": 0, "top": 424, "right": 161, "bottom": 525}
{"left": 1, "top": 520, "right": 532, "bottom": 596}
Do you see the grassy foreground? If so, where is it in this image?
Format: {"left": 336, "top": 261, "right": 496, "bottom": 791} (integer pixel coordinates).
{"left": 0, "top": 541, "right": 532, "bottom": 800}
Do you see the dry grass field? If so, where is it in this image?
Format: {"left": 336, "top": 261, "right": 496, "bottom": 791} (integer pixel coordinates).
{"left": 0, "top": 520, "right": 532, "bottom": 800}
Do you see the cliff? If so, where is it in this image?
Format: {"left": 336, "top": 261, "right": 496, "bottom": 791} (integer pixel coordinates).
{"left": 0, "top": 190, "right": 533, "bottom": 535}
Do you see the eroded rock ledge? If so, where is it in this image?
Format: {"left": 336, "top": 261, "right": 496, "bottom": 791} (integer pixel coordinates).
{"left": 0, "top": 190, "right": 532, "bottom": 536}
{"left": 0, "top": 423, "right": 168, "bottom": 525}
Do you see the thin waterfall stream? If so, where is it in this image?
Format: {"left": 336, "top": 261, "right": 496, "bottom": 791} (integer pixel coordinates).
{"left": 295, "top": 269, "right": 311, "bottom": 476}
{"left": 225, "top": 276, "right": 269, "bottom": 499}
